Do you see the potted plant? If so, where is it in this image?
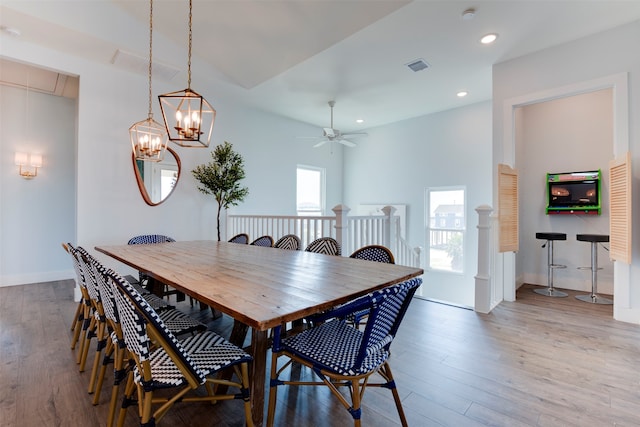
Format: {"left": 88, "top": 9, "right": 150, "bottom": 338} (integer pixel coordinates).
{"left": 192, "top": 141, "right": 249, "bottom": 241}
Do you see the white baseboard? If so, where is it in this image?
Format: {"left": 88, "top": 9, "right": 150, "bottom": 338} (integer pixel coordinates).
{"left": 0, "top": 269, "right": 75, "bottom": 287}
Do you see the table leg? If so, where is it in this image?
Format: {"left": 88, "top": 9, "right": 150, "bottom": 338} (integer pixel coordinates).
{"left": 250, "top": 328, "right": 268, "bottom": 427}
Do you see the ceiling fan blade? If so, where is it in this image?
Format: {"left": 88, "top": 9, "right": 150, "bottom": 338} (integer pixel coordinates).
{"left": 338, "top": 139, "right": 357, "bottom": 147}
{"left": 313, "top": 140, "right": 328, "bottom": 148}
{"left": 342, "top": 132, "right": 368, "bottom": 137}
{"left": 296, "top": 136, "right": 323, "bottom": 139}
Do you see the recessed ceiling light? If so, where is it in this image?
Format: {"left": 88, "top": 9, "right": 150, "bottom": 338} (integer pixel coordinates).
{"left": 480, "top": 33, "right": 498, "bottom": 44}
{"left": 457, "top": 91, "right": 468, "bottom": 98}
{"left": 355, "top": 119, "right": 364, "bottom": 124}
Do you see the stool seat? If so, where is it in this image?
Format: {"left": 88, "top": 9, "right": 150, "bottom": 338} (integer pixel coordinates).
{"left": 536, "top": 232, "right": 567, "bottom": 241}
{"left": 576, "top": 234, "right": 609, "bottom": 243}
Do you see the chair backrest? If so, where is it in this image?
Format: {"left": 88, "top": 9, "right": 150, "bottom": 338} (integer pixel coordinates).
{"left": 74, "top": 246, "right": 103, "bottom": 304}
{"left": 355, "top": 278, "right": 421, "bottom": 369}
{"left": 250, "top": 235, "right": 274, "bottom": 247}
{"left": 66, "top": 242, "right": 87, "bottom": 291}
{"left": 273, "top": 234, "right": 301, "bottom": 251}
{"left": 107, "top": 269, "right": 205, "bottom": 388}
{"left": 87, "top": 255, "right": 119, "bottom": 327}
{"left": 127, "top": 234, "right": 176, "bottom": 245}
{"left": 228, "top": 233, "right": 249, "bottom": 244}
{"left": 68, "top": 244, "right": 103, "bottom": 306}
{"left": 305, "top": 237, "right": 341, "bottom": 256}
{"left": 350, "top": 245, "right": 395, "bottom": 264}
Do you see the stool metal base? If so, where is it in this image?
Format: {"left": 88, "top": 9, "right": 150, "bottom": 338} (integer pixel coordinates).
{"left": 534, "top": 287, "right": 568, "bottom": 297}
{"left": 575, "top": 294, "right": 613, "bottom": 305}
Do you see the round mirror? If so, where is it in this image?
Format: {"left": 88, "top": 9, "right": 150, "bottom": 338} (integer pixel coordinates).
{"left": 132, "top": 147, "right": 181, "bottom": 206}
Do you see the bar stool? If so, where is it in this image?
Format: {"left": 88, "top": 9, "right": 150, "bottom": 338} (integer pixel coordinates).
{"left": 576, "top": 234, "right": 613, "bottom": 304}
{"left": 534, "top": 232, "right": 568, "bottom": 297}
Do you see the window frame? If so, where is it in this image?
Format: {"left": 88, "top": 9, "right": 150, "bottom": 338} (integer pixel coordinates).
{"left": 425, "top": 186, "right": 467, "bottom": 274}
{"left": 296, "top": 165, "right": 326, "bottom": 216}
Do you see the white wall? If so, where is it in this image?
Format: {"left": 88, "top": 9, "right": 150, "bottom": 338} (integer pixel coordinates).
{"left": 1, "top": 36, "right": 343, "bottom": 282}
{"left": 516, "top": 89, "right": 614, "bottom": 294}
{"left": 493, "top": 20, "right": 640, "bottom": 322}
{"left": 343, "top": 101, "right": 493, "bottom": 307}
{"left": 0, "top": 85, "right": 76, "bottom": 286}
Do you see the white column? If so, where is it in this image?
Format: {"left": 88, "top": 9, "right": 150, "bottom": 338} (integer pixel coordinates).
{"left": 332, "top": 204, "right": 350, "bottom": 256}
{"left": 381, "top": 205, "right": 397, "bottom": 251}
{"left": 475, "top": 205, "right": 494, "bottom": 313}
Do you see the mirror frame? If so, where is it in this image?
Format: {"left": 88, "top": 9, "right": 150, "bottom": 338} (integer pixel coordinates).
{"left": 132, "top": 146, "right": 181, "bottom": 206}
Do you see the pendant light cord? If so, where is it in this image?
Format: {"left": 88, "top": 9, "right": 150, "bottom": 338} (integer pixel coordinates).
{"left": 187, "top": 0, "right": 192, "bottom": 89}
{"left": 147, "top": 0, "right": 154, "bottom": 118}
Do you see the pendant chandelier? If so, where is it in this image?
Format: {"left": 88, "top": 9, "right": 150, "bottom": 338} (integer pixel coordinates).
{"left": 158, "top": 0, "right": 215, "bottom": 147}
{"left": 129, "top": 0, "right": 168, "bottom": 162}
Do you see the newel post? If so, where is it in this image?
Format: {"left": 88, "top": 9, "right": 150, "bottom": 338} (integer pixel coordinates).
{"left": 475, "top": 205, "right": 494, "bottom": 313}
{"left": 381, "top": 205, "right": 397, "bottom": 251}
{"left": 332, "top": 204, "right": 350, "bottom": 256}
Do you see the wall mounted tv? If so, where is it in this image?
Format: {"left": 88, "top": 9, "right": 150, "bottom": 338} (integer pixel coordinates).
{"left": 546, "top": 170, "right": 601, "bottom": 215}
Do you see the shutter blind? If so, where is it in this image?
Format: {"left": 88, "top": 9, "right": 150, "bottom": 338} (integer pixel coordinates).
{"left": 609, "top": 152, "right": 632, "bottom": 264}
{"left": 498, "top": 163, "right": 519, "bottom": 253}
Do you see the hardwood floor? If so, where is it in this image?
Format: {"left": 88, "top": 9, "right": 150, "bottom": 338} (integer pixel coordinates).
{"left": 1, "top": 280, "right": 639, "bottom": 426}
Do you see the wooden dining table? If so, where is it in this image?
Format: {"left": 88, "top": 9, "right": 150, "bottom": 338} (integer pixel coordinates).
{"left": 95, "top": 240, "right": 424, "bottom": 426}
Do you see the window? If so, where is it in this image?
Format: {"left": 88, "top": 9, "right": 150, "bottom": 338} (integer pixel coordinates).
{"left": 426, "top": 187, "right": 465, "bottom": 273}
{"left": 160, "top": 168, "right": 178, "bottom": 200}
{"left": 297, "top": 165, "right": 325, "bottom": 215}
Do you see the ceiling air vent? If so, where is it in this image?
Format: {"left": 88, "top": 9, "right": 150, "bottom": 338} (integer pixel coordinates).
{"left": 406, "top": 58, "right": 429, "bottom": 72}
{"left": 111, "top": 49, "right": 180, "bottom": 82}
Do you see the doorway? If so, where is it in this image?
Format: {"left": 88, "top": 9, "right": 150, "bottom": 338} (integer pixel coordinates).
{"left": 500, "top": 73, "right": 630, "bottom": 320}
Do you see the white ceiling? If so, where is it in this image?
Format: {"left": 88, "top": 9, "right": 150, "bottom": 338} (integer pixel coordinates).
{"left": 2, "top": 1, "right": 640, "bottom": 132}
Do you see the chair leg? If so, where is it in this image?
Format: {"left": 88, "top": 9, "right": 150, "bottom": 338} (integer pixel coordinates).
{"left": 107, "top": 346, "right": 127, "bottom": 427}
{"left": 71, "top": 300, "right": 82, "bottom": 331}
{"left": 88, "top": 320, "right": 107, "bottom": 394}
{"left": 351, "top": 378, "right": 362, "bottom": 427}
{"left": 240, "top": 362, "right": 254, "bottom": 427}
{"left": 76, "top": 304, "right": 92, "bottom": 362}
{"left": 116, "top": 373, "right": 136, "bottom": 427}
{"left": 380, "top": 363, "right": 408, "bottom": 427}
{"left": 93, "top": 337, "right": 114, "bottom": 405}
{"left": 70, "top": 299, "right": 84, "bottom": 348}
{"left": 266, "top": 352, "right": 280, "bottom": 427}
{"left": 79, "top": 315, "right": 97, "bottom": 371}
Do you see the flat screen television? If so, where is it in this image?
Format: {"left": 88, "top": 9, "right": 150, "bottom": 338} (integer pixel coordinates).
{"left": 546, "top": 170, "right": 601, "bottom": 215}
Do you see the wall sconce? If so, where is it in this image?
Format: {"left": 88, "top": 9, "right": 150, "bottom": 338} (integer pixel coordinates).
{"left": 15, "top": 152, "right": 42, "bottom": 179}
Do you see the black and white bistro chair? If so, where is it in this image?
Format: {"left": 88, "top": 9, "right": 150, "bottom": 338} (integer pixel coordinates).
{"left": 66, "top": 243, "right": 104, "bottom": 376}
{"left": 228, "top": 233, "right": 250, "bottom": 244}
{"left": 109, "top": 270, "right": 255, "bottom": 427}
{"left": 348, "top": 245, "right": 396, "bottom": 328}
{"left": 128, "top": 234, "right": 185, "bottom": 302}
{"left": 267, "top": 278, "right": 422, "bottom": 427}
{"left": 250, "top": 235, "right": 274, "bottom": 247}
{"left": 350, "top": 244, "right": 395, "bottom": 264}
{"left": 64, "top": 243, "right": 94, "bottom": 357}
{"left": 273, "top": 234, "right": 301, "bottom": 251}
{"left": 304, "top": 237, "right": 341, "bottom": 256}
{"left": 90, "top": 260, "right": 210, "bottom": 426}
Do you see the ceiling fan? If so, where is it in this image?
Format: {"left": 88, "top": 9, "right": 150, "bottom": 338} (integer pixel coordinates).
{"left": 299, "top": 101, "right": 367, "bottom": 148}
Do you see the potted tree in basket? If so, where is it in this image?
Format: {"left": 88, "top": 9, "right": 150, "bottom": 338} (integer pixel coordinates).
{"left": 192, "top": 141, "right": 249, "bottom": 241}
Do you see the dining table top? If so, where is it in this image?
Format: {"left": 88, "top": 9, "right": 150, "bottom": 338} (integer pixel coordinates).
{"left": 95, "top": 239, "right": 424, "bottom": 331}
